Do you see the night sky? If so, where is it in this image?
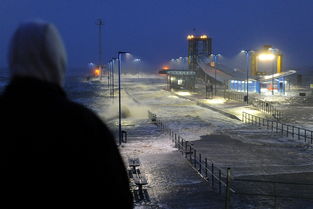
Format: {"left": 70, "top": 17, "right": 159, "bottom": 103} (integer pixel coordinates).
{"left": 1, "top": 0, "right": 313, "bottom": 73}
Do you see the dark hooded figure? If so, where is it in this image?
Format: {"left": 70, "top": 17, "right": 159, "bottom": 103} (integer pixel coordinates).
{"left": 0, "top": 21, "right": 133, "bottom": 208}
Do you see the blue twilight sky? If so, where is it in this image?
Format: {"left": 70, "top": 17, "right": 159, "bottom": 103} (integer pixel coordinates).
{"left": 1, "top": 0, "right": 313, "bottom": 73}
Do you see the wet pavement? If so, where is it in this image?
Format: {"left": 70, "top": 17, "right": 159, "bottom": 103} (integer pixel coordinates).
{"left": 118, "top": 118, "right": 225, "bottom": 209}
{"left": 103, "top": 77, "right": 313, "bottom": 208}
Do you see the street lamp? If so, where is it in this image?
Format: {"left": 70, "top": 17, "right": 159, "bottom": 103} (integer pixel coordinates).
{"left": 108, "top": 59, "right": 112, "bottom": 98}
{"left": 241, "top": 50, "right": 252, "bottom": 104}
{"left": 211, "top": 54, "right": 221, "bottom": 96}
{"left": 96, "top": 19, "right": 104, "bottom": 80}
{"left": 111, "top": 58, "right": 117, "bottom": 98}
{"left": 117, "top": 51, "right": 129, "bottom": 146}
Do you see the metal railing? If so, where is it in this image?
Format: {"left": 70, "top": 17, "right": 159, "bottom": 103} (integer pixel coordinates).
{"left": 251, "top": 99, "right": 283, "bottom": 120}
{"left": 148, "top": 111, "right": 233, "bottom": 208}
{"left": 243, "top": 112, "right": 313, "bottom": 144}
{"left": 224, "top": 91, "right": 246, "bottom": 103}
{"left": 148, "top": 110, "right": 313, "bottom": 208}
{"left": 224, "top": 91, "right": 283, "bottom": 120}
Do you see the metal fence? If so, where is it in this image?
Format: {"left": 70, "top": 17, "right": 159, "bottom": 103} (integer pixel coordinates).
{"left": 242, "top": 112, "right": 313, "bottom": 144}
{"left": 224, "top": 91, "right": 283, "bottom": 120}
{"left": 148, "top": 110, "right": 313, "bottom": 208}
{"left": 251, "top": 99, "right": 283, "bottom": 120}
{"left": 224, "top": 91, "right": 246, "bottom": 103}
{"left": 148, "top": 111, "right": 233, "bottom": 208}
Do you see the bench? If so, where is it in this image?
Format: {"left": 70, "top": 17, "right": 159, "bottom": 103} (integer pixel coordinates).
{"left": 133, "top": 174, "right": 148, "bottom": 198}
{"left": 128, "top": 158, "right": 140, "bottom": 173}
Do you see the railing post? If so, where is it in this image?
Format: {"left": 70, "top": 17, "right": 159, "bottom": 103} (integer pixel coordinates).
{"left": 194, "top": 149, "right": 197, "bottom": 168}
{"left": 174, "top": 133, "right": 176, "bottom": 144}
{"left": 181, "top": 139, "right": 186, "bottom": 155}
{"left": 225, "top": 168, "right": 231, "bottom": 209}
{"left": 219, "top": 169, "right": 222, "bottom": 194}
{"left": 185, "top": 141, "right": 188, "bottom": 158}
{"left": 205, "top": 158, "right": 208, "bottom": 178}
{"left": 189, "top": 145, "right": 192, "bottom": 161}
{"left": 211, "top": 163, "right": 214, "bottom": 190}
{"left": 199, "top": 154, "right": 202, "bottom": 174}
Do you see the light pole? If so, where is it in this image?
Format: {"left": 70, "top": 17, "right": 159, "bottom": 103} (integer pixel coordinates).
{"left": 117, "top": 51, "right": 128, "bottom": 146}
{"left": 108, "top": 60, "right": 113, "bottom": 97}
{"left": 96, "top": 19, "right": 104, "bottom": 80}
{"left": 241, "top": 50, "right": 251, "bottom": 104}
{"left": 111, "top": 58, "right": 117, "bottom": 99}
{"left": 212, "top": 54, "right": 221, "bottom": 96}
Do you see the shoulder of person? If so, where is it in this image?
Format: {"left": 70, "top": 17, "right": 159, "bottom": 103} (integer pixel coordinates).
{"left": 64, "top": 100, "right": 112, "bottom": 134}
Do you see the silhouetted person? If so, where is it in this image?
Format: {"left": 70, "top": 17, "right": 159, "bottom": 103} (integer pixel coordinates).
{"left": 0, "top": 21, "right": 133, "bottom": 208}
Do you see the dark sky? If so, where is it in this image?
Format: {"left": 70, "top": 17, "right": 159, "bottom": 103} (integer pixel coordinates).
{"left": 1, "top": 0, "right": 313, "bottom": 72}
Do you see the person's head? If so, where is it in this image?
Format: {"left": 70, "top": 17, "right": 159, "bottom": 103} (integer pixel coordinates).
{"left": 8, "top": 20, "right": 67, "bottom": 87}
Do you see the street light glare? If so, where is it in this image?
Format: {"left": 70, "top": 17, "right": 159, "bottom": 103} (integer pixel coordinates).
{"left": 258, "top": 53, "right": 275, "bottom": 61}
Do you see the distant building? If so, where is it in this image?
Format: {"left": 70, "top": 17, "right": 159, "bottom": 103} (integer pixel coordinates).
{"left": 159, "top": 69, "right": 196, "bottom": 90}
{"left": 187, "top": 35, "right": 212, "bottom": 74}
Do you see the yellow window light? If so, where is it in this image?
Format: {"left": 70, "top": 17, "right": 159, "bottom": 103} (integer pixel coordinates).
{"left": 200, "top": 35, "right": 208, "bottom": 39}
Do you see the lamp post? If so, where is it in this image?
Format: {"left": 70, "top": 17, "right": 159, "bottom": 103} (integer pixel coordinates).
{"left": 108, "top": 59, "right": 112, "bottom": 97}
{"left": 241, "top": 50, "right": 251, "bottom": 104}
{"left": 107, "top": 64, "right": 110, "bottom": 89}
{"left": 96, "top": 19, "right": 104, "bottom": 80}
{"left": 212, "top": 54, "right": 221, "bottom": 96}
{"left": 111, "top": 58, "right": 117, "bottom": 98}
{"left": 117, "top": 51, "right": 128, "bottom": 145}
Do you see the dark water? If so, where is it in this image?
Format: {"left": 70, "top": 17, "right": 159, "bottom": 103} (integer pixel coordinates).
{"left": 0, "top": 73, "right": 97, "bottom": 108}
